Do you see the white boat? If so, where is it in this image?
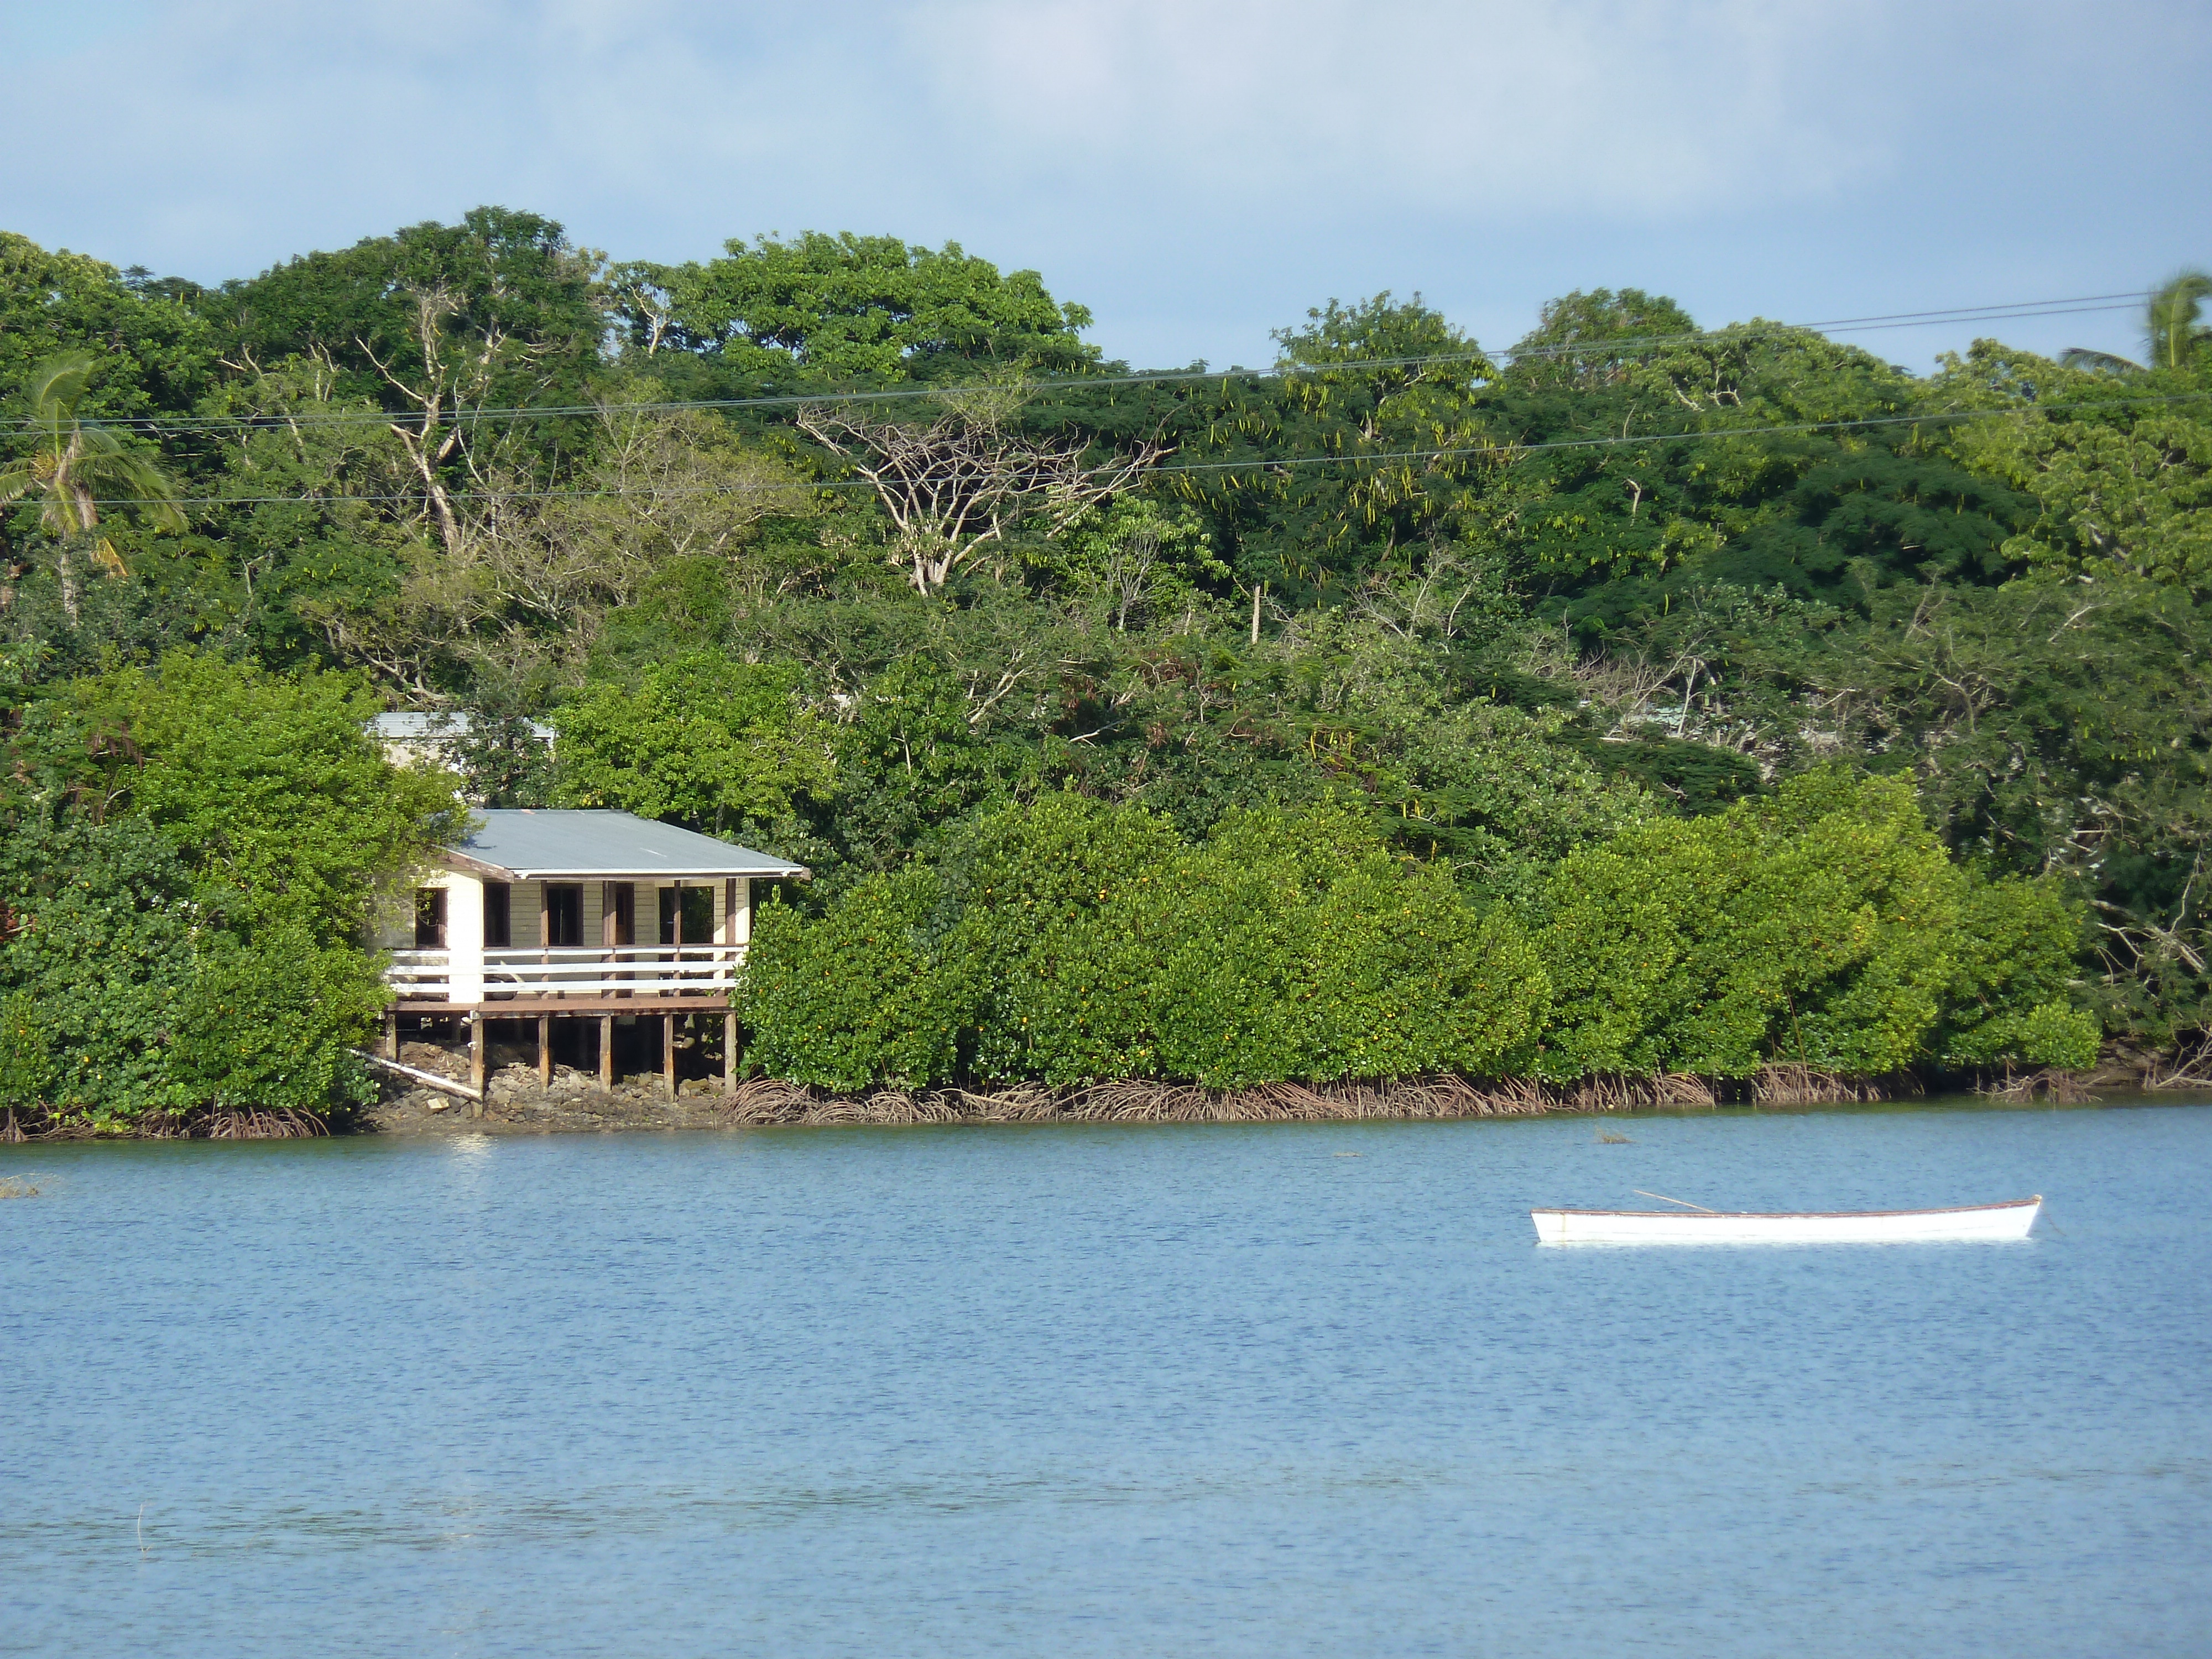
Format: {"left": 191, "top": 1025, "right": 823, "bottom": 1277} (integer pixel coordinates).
{"left": 1530, "top": 1194, "right": 2042, "bottom": 1245}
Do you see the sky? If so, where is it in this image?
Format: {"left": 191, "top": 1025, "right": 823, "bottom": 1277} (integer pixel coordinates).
{"left": 3, "top": 1, "right": 2208, "bottom": 374}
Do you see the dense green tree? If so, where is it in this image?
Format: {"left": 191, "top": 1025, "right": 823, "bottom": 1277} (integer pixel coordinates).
{"left": 0, "top": 232, "right": 215, "bottom": 425}
{"left": 553, "top": 654, "right": 836, "bottom": 846}
{"left": 1167, "top": 294, "right": 1499, "bottom": 599}
{"left": 1535, "top": 773, "right": 2097, "bottom": 1080}
{"left": 1, "top": 651, "right": 463, "bottom": 1128}
{"left": 612, "top": 232, "right": 1100, "bottom": 386}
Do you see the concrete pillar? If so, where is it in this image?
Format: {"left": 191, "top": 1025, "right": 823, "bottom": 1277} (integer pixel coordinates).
{"left": 383, "top": 1011, "right": 399, "bottom": 1061}
{"left": 468, "top": 1011, "right": 485, "bottom": 1097}
{"left": 537, "top": 1015, "right": 552, "bottom": 1086}
{"left": 723, "top": 1011, "right": 739, "bottom": 1097}
{"left": 662, "top": 1013, "right": 677, "bottom": 1098}
{"left": 598, "top": 1015, "right": 614, "bottom": 1092}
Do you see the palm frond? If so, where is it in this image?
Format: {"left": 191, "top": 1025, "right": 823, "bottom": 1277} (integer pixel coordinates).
{"left": 2146, "top": 270, "right": 2212, "bottom": 370}
{"left": 70, "top": 448, "right": 188, "bottom": 534}
{"left": 25, "top": 353, "right": 95, "bottom": 421}
{"left": 2058, "top": 348, "right": 2142, "bottom": 375}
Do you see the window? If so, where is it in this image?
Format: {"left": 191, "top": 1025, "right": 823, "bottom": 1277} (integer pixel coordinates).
{"left": 483, "top": 881, "right": 512, "bottom": 948}
{"left": 659, "top": 884, "right": 713, "bottom": 946}
{"left": 545, "top": 883, "right": 584, "bottom": 948}
{"left": 413, "top": 888, "right": 447, "bottom": 949}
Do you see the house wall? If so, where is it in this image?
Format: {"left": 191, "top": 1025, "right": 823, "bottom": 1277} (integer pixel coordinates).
{"left": 385, "top": 869, "right": 764, "bottom": 1004}
{"left": 388, "top": 877, "right": 754, "bottom": 951}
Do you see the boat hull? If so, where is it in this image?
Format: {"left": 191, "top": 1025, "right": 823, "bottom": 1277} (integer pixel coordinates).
{"left": 1531, "top": 1197, "right": 2042, "bottom": 1245}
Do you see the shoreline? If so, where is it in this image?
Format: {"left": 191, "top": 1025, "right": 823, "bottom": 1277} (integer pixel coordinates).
{"left": 8, "top": 1055, "right": 2189, "bottom": 1144}
{"left": 356, "top": 1058, "right": 2133, "bottom": 1139}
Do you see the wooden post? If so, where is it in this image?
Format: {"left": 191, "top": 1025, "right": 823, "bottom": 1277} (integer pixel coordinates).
{"left": 537, "top": 1014, "right": 552, "bottom": 1086}
{"left": 383, "top": 1011, "right": 399, "bottom": 1061}
{"left": 724, "top": 1011, "right": 739, "bottom": 1097}
{"left": 662, "top": 1012, "right": 677, "bottom": 1097}
{"left": 468, "top": 1011, "right": 486, "bottom": 1099}
{"left": 598, "top": 1015, "right": 614, "bottom": 1091}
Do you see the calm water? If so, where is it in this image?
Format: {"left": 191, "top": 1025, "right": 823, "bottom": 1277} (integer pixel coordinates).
{"left": 3, "top": 1102, "right": 2209, "bottom": 1657}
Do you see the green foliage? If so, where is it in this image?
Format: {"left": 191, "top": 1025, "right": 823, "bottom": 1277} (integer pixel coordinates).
{"left": 0, "top": 232, "right": 215, "bottom": 426}
{"left": 554, "top": 654, "right": 836, "bottom": 842}
{"left": 824, "top": 653, "right": 1027, "bottom": 874}
{"left": 1024, "top": 496, "right": 1227, "bottom": 628}
{"left": 166, "top": 922, "right": 388, "bottom": 1114}
{"left": 740, "top": 795, "right": 1553, "bottom": 1090}
{"left": 737, "top": 872, "right": 966, "bottom": 1091}
{"left": 0, "top": 652, "right": 463, "bottom": 1128}
{"left": 213, "top": 207, "right": 602, "bottom": 432}
{"left": 46, "top": 652, "right": 465, "bottom": 937}
{"left": 618, "top": 232, "right": 1099, "bottom": 384}
{"left": 0, "top": 213, "right": 2168, "bottom": 1109}
{"left": 1938, "top": 345, "right": 2212, "bottom": 592}
{"left": 0, "top": 817, "right": 201, "bottom": 1126}
{"left": 1535, "top": 773, "right": 2096, "bottom": 1079}
{"left": 1168, "top": 294, "right": 1499, "bottom": 597}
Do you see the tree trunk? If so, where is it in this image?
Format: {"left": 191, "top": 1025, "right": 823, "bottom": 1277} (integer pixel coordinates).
{"left": 57, "top": 542, "right": 80, "bottom": 624}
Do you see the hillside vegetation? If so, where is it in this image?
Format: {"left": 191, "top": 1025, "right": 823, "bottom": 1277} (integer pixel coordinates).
{"left": 3, "top": 215, "right": 2205, "bottom": 1127}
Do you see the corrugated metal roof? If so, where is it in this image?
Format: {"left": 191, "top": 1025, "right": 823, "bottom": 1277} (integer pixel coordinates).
{"left": 373, "top": 712, "right": 555, "bottom": 740}
{"left": 444, "top": 810, "right": 807, "bottom": 879}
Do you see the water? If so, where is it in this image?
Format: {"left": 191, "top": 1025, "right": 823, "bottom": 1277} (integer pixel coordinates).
{"left": 3, "top": 1102, "right": 2209, "bottom": 1657}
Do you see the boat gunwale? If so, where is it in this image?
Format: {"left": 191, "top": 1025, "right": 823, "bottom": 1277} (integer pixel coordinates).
{"left": 1530, "top": 1196, "right": 2041, "bottom": 1220}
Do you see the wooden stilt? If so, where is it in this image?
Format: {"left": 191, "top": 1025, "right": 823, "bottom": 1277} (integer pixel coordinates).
{"left": 384, "top": 1011, "right": 399, "bottom": 1061}
{"left": 468, "top": 1011, "right": 486, "bottom": 1099}
{"left": 598, "top": 1015, "right": 614, "bottom": 1091}
{"left": 723, "top": 1011, "right": 739, "bottom": 1097}
{"left": 537, "top": 1014, "right": 552, "bottom": 1086}
{"left": 662, "top": 1012, "right": 677, "bottom": 1098}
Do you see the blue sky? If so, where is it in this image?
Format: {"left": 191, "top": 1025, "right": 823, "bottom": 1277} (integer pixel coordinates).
{"left": 4, "top": 1, "right": 2206, "bottom": 373}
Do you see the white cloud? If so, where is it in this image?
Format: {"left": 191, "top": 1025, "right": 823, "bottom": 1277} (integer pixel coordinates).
{"left": 1, "top": 0, "right": 2206, "bottom": 368}
{"left": 901, "top": 0, "right": 1881, "bottom": 215}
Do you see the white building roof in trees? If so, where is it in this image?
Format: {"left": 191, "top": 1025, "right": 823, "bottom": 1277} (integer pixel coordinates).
{"left": 441, "top": 810, "right": 808, "bottom": 881}
{"left": 372, "top": 712, "right": 556, "bottom": 742}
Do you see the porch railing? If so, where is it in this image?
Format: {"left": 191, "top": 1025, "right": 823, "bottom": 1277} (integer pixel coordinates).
{"left": 385, "top": 944, "right": 745, "bottom": 1002}
{"left": 388, "top": 948, "right": 453, "bottom": 998}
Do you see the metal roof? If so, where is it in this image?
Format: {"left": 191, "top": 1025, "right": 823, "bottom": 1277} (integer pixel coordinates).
{"left": 442, "top": 810, "right": 808, "bottom": 880}
{"left": 373, "top": 712, "right": 555, "bottom": 740}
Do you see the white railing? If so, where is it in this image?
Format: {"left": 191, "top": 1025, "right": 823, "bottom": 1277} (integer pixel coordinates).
{"left": 386, "top": 945, "right": 744, "bottom": 1001}
{"left": 388, "top": 949, "right": 453, "bottom": 998}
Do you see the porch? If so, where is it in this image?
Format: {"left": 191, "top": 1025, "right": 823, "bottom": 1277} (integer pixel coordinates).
{"left": 374, "top": 808, "right": 808, "bottom": 1098}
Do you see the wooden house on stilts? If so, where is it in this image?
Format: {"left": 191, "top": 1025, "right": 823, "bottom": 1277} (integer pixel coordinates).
{"left": 379, "top": 810, "right": 807, "bottom": 1095}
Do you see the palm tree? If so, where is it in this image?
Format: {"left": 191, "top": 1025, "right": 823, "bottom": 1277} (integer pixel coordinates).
{"left": 0, "top": 354, "right": 186, "bottom": 621}
{"left": 2146, "top": 269, "right": 2212, "bottom": 370}
{"left": 2060, "top": 269, "right": 2212, "bottom": 375}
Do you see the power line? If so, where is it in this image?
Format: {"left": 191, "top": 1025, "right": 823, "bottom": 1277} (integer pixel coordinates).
{"left": 7, "top": 289, "right": 2159, "bottom": 439}
{"left": 76, "top": 388, "right": 2211, "bottom": 515}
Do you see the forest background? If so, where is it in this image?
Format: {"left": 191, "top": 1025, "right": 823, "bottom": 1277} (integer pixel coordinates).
{"left": 1, "top": 210, "right": 2205, "bottom": 1128}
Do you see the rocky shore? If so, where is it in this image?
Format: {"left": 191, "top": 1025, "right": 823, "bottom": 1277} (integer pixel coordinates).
{"left": 363, "top": 1041, "right": 735, "bottom": 1135}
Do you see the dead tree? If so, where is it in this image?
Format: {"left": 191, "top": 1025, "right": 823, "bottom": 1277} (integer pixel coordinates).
{"left": 796, "top": 400, "right": 1170, "bottom": 593}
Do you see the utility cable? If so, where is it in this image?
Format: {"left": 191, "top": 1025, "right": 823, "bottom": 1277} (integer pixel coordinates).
{"left": 71, "top": 388, "right": 2212, "bottom": 515}
{"left": 3, "top": 290, "right": 2163, "bottom": 438}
